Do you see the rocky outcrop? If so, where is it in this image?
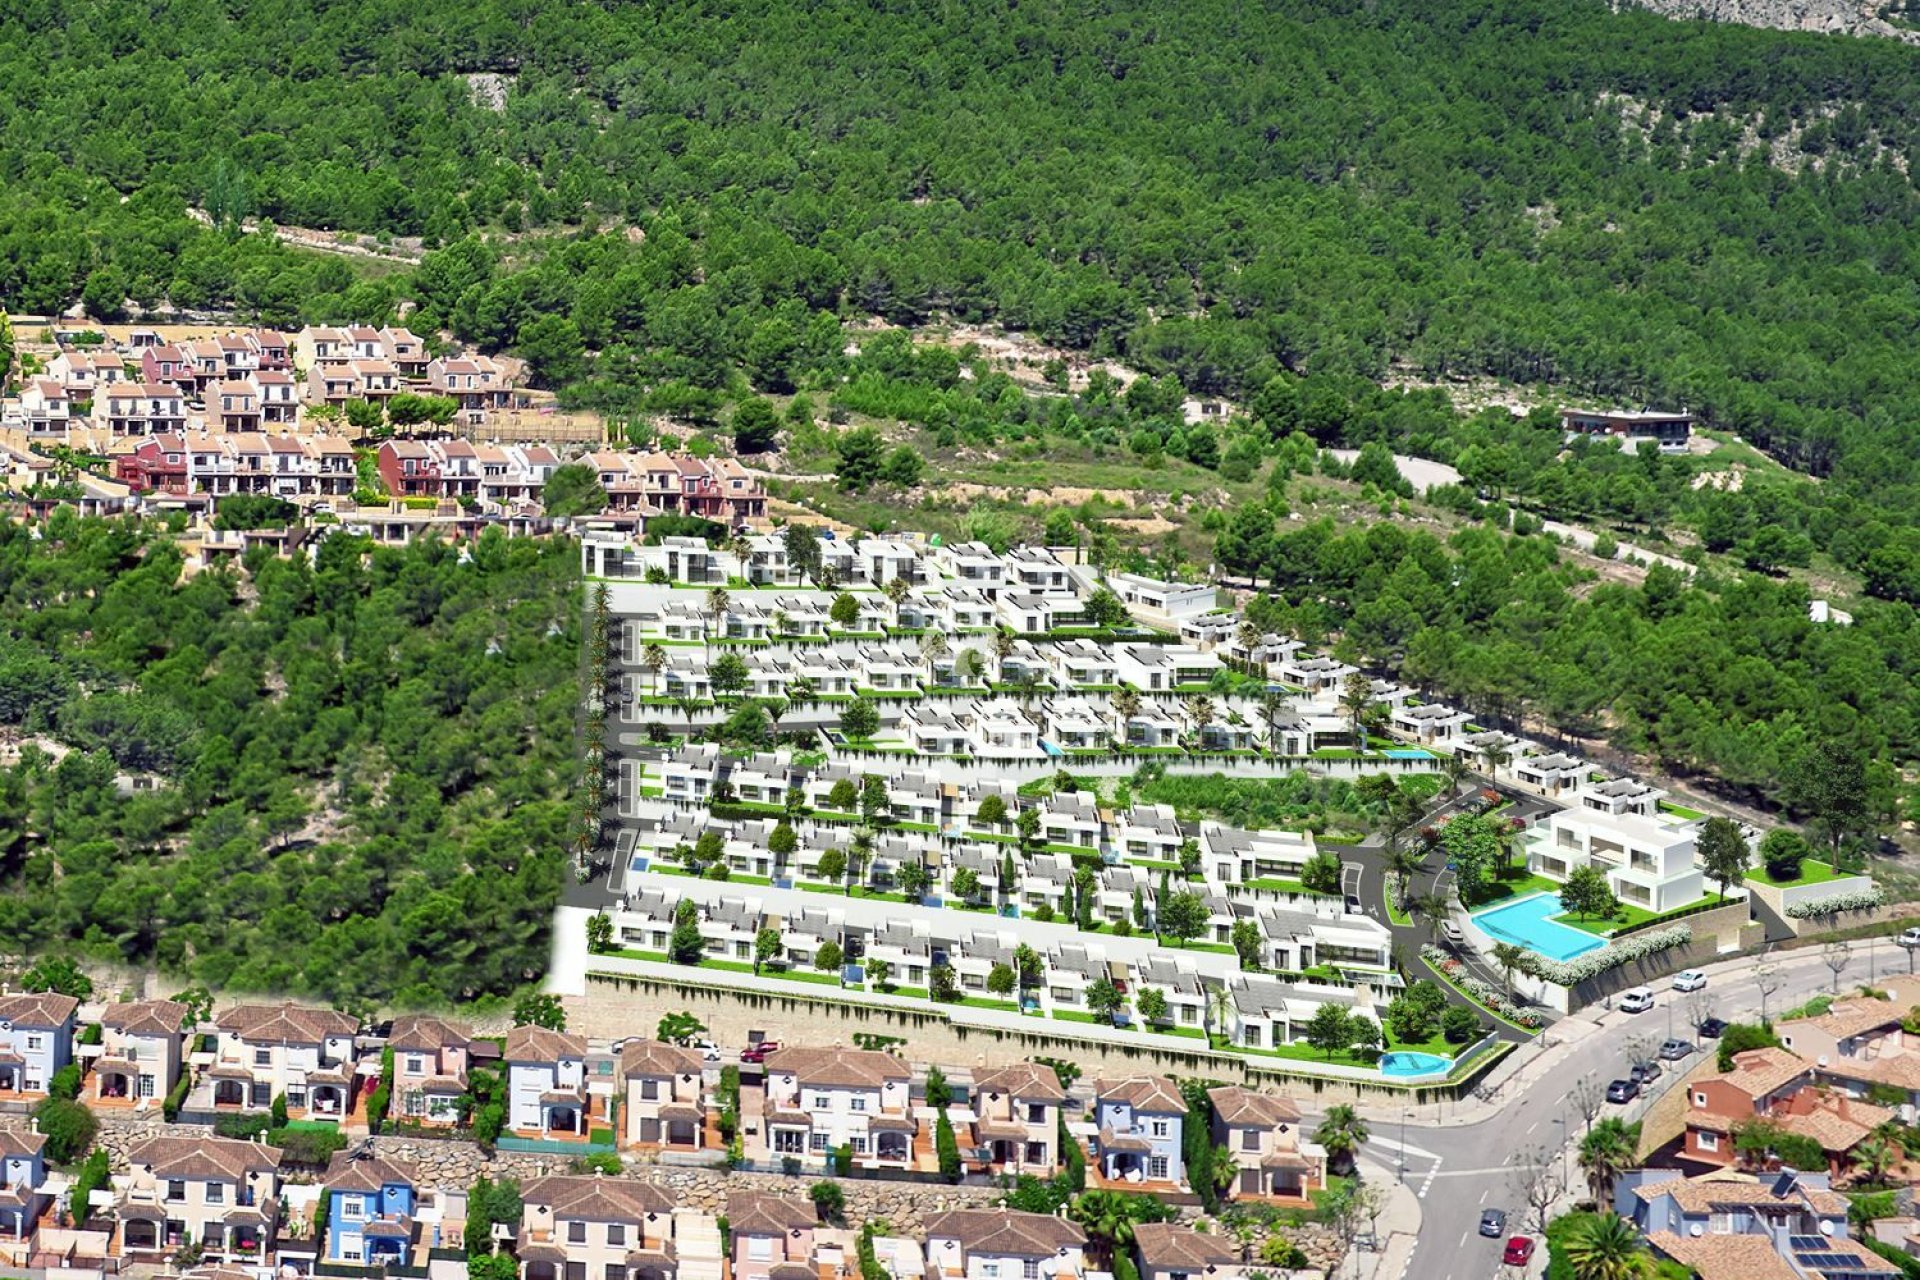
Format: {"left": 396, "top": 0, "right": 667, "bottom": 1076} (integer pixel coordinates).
{"left": 1613, "top": 0, "right": 1920, "bottom": 45}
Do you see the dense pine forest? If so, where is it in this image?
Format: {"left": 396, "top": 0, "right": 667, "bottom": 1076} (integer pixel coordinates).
{"left": 0, "top": 517, "right": 579, "bottom": 1008}
{"left": 5, "top": 0, "right": 1919, "bottom": 502}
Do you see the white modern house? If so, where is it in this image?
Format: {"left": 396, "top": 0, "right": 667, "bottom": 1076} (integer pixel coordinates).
{"left": 1524, "top": 805, "right": 1711, "bottom": 913}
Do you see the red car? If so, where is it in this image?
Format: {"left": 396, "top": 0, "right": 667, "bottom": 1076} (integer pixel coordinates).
{"left": 1502, "top": 1236, "right": 1535, "bottom": 1268}
{"left": 739, "top": 1039, "right": 781, "bottom": 1064}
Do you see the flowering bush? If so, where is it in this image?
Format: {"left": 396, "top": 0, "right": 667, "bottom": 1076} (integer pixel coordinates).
{"left": 1420, "top": 945, "right": 1545, "bottom": 1028}
{"left": 1785, "top": 886, "right": 1885, "bottom": 919}
{"left": 1507, "top": 924, "right": 1692, "bottom": 986}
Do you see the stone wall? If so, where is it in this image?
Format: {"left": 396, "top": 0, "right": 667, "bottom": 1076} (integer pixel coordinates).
{"left": 567, "top": 973, "right": 1417, "bottom": 1104}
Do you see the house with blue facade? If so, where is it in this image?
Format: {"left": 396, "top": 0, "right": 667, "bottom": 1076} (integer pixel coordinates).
{"left": 1091, "top": 1075, "right": 1186, "bottom": 1188}
{"left": 0, "top": 992, "right": 79, "bottom": 1098}
{"left": 324, "top": 1152, "right": 421, "bottom": 1265}
{"left": 0, "top": 1124, "right": 49, "bottom": 1267}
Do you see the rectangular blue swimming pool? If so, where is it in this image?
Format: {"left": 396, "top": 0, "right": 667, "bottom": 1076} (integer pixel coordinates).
{"left": 1469, "top": 891, "right": 1605, "bottom": 962}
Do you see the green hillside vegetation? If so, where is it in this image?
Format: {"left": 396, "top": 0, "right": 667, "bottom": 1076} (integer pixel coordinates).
{"left": 0, "top": 515, "right": 578, "bottom": 1008}
{"left": 4, "top": 0, "right": 1920, "bottom": 569}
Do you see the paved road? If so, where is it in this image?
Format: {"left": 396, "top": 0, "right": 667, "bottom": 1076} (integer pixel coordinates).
{"left": 1343, "top": 779, "right": 1559, "bottom": 1040}
{"left": 1323, "top": 944, "right": 1878, "bottom": 1279}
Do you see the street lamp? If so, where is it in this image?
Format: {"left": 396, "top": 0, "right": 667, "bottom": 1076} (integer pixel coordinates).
{"left": 1552, "top": 1115, "right": 1569, "bottom": 1190}
{"left": 1399, "top": 1109, "right": 1409, "bottom": 1184}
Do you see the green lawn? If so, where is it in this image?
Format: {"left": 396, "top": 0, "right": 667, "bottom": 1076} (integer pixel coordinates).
{"left": 1053, "top": 1009, "right": 1117, "bottom": 1025}
{"left": 798, "top": 883, "right": 909, "bottom": 903}
{"left": 1210, "top": 1028, "right": 1454, "bottom": 1070}
{"left": 1749, "top": 859, "right": 1855, "bottom": 888}
{"left": 1247, "top": 876, "right": 1335, "bottom": 896}
{"left": 872, "top": 984, "right": 928, "bottom": 999}
{"left": 1551, "top": 892, "right": 1720, "bottom": 937}
{"left": 1385, "top": 896, "right": 1413, "bottom": 927}
{"left": 1171, "top": 939, "right": 1238, "bottom": 954}
{"left": 1154, "top": 1024, "right": 1208, "bottom": 1040}
{"left": 764, "top": 967, "right": 843, "bottom": 987}
{"left": 1657, "top": 800, "right": 1708, "bottom": 821}
{"left": 1127, "top": 858, "right": 1185, "bottom": 872}
{"left": 955, "top": 996, "right": 1019, "bottom": 1011}
{"left": 1463, "top": 866, "right": 1561, "bottom": 908}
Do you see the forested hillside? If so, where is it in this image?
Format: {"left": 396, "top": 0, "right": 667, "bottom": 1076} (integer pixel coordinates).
{"left": 6, "top": 0, "right": 1920, "bottom": 503}
{"left": 0, "top": 517, "right": 579, "bottom": 1008}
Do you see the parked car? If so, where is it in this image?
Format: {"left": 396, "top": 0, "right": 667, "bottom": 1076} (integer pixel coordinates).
{"left": 1503, "top": 1236, "right": 1536, "bottom": 1267}
{"left": 1628, "top": 1061, "right": 1661, "bottom": 1085}
{"left": 1672, "top": 970, "right": 1707, "bottom": 992}
{"left": 1442, "top": 921, "right": 1466, "bottom": 946}
{"left": 739, "top": 1039, "right": 781, "bottom": 1064}
{"left": 1697, "top": 1016, "right": 1729, "bottom": 1039}
{"left": 1345, "top": 894, "right": 1365, "bottom": 915}
{"left": 1658, "top": 1038, "right": 1694, "bottom": 1061}
{"left": 691, "top": 1037, "right": 724, "bottom": 1063}
{"left": 1606, "top": 1078, "right": 1639, "bottom": 1104}
{"left": 1619, "top": 987, "right": 1655, "bottom": 1013}
{"left": 1899, "top": 927, "right": 1920, "bottom": 949}
{"left": 1480, "top": 1209, "right": 1507, "bottom": 1238}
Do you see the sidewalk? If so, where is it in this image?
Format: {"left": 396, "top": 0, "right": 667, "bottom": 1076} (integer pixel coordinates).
{"left": 1357, "top": 944, "right": 1839, "bottom": 1127}
{"left": 1347, "top": 1157, "right": 1421, "bottom": 1280}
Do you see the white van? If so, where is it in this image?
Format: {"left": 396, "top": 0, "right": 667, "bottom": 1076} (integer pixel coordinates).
{"left": 1619, "top": 987, "right": 1655, "bottom": 1014}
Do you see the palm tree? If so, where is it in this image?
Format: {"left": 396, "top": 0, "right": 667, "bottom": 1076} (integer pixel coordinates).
{"left": 955, "top": 648, "right": 984, "bottom": 688}
{"left": 1185, "top": 694, "right": 1216, "bottom": 750}
{"left": 1442, "top": 751, "right": 1471, "bottom": 798}
{"left": 728, "top": 534, "right": 753, "bottom": 583}
{"left": 1314, "top": 1105, "right": 1369, "bottom": 1174}
{"left": 1257, "top": 688, "right": 1293, "bottom": 758}
{"left": 847, "top": 830, "right": 873, "bottom": 896}
{"left": 1207, "top": 984, "right": 1234, "bottom": 1046}
{"left": 1111, "top": 686, "right": 1142, "bottom": 749}
{"left": 1339, "top": 671, "right": 1373, "bottom": 749}
{"left": 1559, "top": 1211, "right": 1651, "bottom": 1280}
{"left": 1479, "top": 740, "right": 1511, "bottom": 781}
{"left": 1408, "top": 890, "right": 1451, "bottom": 941}
{"left": 1235, "top": 619, "right": 1264, "bottom": 670}
{"left": 771, "top": 608, "right": 791, "bottom": 642}
{"left": 992, "top": 629, "right": 1016, "bottom": 684}
{"left": 642, "top": 642, "right": 667, "bottom": 695}
{"left": 1491, "top": 942, "right": 1526, "bottom": 996}
{"left": 919, "top": 631, "right": 950, "bottom": 687}
{"left": 1386, "top": 843, "right": 1425, "bottom": 912}
{"left": 1068, "top": 1190, "right": 1144, "bottom": 1266}
{"left": 1855, "top": 1134, "right": 1897, "bottom": 1185}
{"left": 884, "top": 575, "right": 912, "bottom": 627}
{"left": 1577, "top": 1118, "right": 1639, "bottom": 1206}
{"left": 706, "top": 586, "right": 730, "bottom": 641}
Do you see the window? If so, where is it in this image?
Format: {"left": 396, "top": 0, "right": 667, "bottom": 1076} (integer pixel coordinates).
{"left": 407, "top": 1056, "right": 426, "bottom": 1075}
{"left": 569, "top": 1222, "right": 588, "bottom": 1244}
{"left": 641, "top": 1080, "right": 659, "bottom": 1101}
{"left": 982, "top": 1265, "right": 1000, "bottom": 1280}
{"left": 1023, "top": 1262, "right": 1040, "bottom": 1280}
{"left": 809, "top": 1133, "right": 829, "bottom": 1152}
{"left": 605, "top": 1268, "right": 626, "bottom": 1280}
{"left": 1148, "top": 1156, "right": 1169, "bottom": 1180}
{"left": 138, "top": 1074, "right": 156, "bottom": 1098}
{"left": 254, "top": 1049, "right": 272, "bottom": 1066}
{"left": 1242, "top": 1130, "right": 1259, "bottom": 1152}
{"left": 749, "top": 1238, "right": 774, "bottom": 1262}
{"left": 1150, "top": 1120, "right": 1168, "bottom": 1138}
{"left": 1027, "top": 1104, "right": 1047, "bottom": 1124}
{"left": 850, "top": 1097, "right": 867, "bottom": 1113}
{"left": 812, "top": 1094, "right": 831, "bottom": 1111}
{"left": 24, "top": 1035, "right": 42, "bottom": 1051}
{"left": 1693, "top": 1093, "right": 1707, "bottom": 1107}
{"left": 607, "top": 1225, "right": 625, "bottom": 1246}
{"left": 205, "top": 1183, "right": 224, "bottom": 1205}
{"left": 165, "top": 1180, "right": 186, "bottom": 1203}
{"left": 340, "top": 1197, "right": 362, "bottom": 1220}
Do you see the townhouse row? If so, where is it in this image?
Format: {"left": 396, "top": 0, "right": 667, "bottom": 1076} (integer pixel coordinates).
{"left": 2, "top": 1120, "right": 1284, "bottom": 1280}
{"left": 5, "top": 326, "right": 524, "bottom": 441}
{"left": 604, "top": 878, "right": 1387, "bottom": 1052}
{"left": 634, "top": 756, "right": 1325, "bottom": 888}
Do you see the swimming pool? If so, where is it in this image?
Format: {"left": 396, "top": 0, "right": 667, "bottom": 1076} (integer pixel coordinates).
{"left": 1379, "top": 1051, "right": 1452, "bottom": 1078}
{"left": 1383, "top": 748, "right": 1434, "bottom": 759}
{"left": 1039, "top": 739, "right": 1064, "bottom": 758}
{"left": 1469, "top": 891, "right": 1605, "bottom": 962}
